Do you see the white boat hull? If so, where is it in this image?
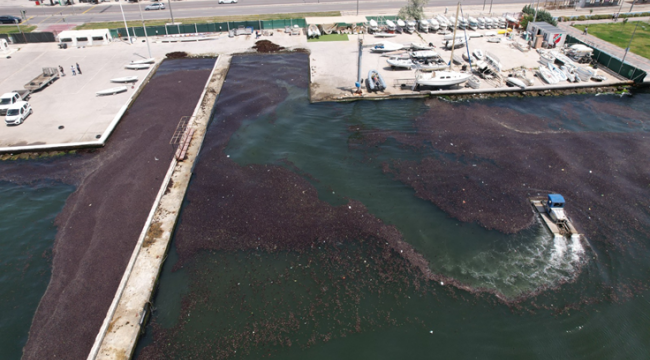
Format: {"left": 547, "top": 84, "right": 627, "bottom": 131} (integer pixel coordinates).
{"left": 131, "top": 58, "right": 155, "bottom": 65}
{"left": 125, "top": 64, "right": 150, "bottom": 70}
{"left": 506, "top": 77, "right": 526, "bottom": 89}
{"left": 110, "top": 76, "right": 138, "bottom": 83}
{"left": 374, "top": 33, "right": 397, "bottom": 38}
{"left": 96, "top": 86, "right": 128, "bottom": 96}
{"left": 416, "top": 71, "right": 471, "bottom": 87}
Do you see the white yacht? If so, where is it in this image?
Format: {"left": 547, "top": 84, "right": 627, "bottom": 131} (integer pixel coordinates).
{"left": 436, "top": 15, "right": 449, "bottom": 31}
{"left": 429, "top": 18, "right": 440, "bottom": 32}
{"left": 369, "top": 19, "right": 379, "bottom": 32}
{"left": 416, "top": 70, "right": 471, "bottom": 87}
{"left": 477, "top": 17, "right": 485, "bottom": 29}
{"left": 419, "top": 19, "right": 430, "bottom": 33}
{"left": 386, "top": 19, "right": 396, "bottom": 31}
{"left": 468, "top": 17, "right": 478, "bottom": 30}
{"left": 387, "top": 56, "right": 416, "bottom": 69}
{"left": 406, "top": 20, "right": 417, "bottom": 33}
{"left": 458, "top": 16, "right": 468, "bottom": 29}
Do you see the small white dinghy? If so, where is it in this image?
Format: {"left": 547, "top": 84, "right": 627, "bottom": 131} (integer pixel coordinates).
{"left": 125, "top": 64, "right": 150, "bottom": 70}
{"left": 473, "top": 49, "right": 484, "bottom": 60}
{"left": 374, "top": 32, "right": 397, "bottom": 38}
{"left": 96, "top": 86, "right": 128, "bottom": 96}
{"left": 110, "top": 76, "right": 138, "bottom": 83}
{"left": 506, "top": 77, "right": 526, "bottom": 89}
{"left": 131, "top": 58, "right": 155, "bottom": 65}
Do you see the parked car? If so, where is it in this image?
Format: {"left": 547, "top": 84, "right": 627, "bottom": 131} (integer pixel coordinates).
{"left": 144, "top": 3, "right": 165, "bottom": 10}
{"left": 5, "top": 101, "right": 32, "bottom": 126}
{"left": 0, "top": 91, "right": 30, "bottom": 115}
{"left": 0, "top": 15, "right": 22, "bottom": 24}
{"left": 218, "top": 0, "right": 238, "bottom": 3}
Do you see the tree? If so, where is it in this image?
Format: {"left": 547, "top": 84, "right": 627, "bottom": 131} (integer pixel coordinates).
{"left": 398, "top": 0, "right": 429, "bottom": 21}
{"left": 520, "top": 4, "right": 557, "bottom": 29}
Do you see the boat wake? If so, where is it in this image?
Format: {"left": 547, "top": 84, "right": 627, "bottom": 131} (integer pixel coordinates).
{"left": 446, "top": 220, "right": 587, "bottom": 299}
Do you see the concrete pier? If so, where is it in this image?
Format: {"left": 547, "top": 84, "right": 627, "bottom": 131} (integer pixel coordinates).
{"left": 88, "top": 55, "right": 231, "bottom": 360}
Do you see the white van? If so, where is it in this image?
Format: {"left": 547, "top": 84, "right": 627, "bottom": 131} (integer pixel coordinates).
{"left": 5, "top": 101, "right": 32, "bottom": 125}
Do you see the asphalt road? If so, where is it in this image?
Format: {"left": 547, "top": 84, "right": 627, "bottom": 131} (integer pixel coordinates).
{"left": 2, "top": 0, "right": 527, "bottom": 26}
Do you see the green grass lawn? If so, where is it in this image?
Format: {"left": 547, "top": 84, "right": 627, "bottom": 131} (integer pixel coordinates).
{"left": 573, "top": 21, "right": 650, "bottom": 60}
{"left": 307, "top": 34, "right": 349, "bottom": 42}
{"left": 0, "top": 25, "right": 36, "bottom": 34}
{"left": 75, "top": 11, "right": 341, "bottom": 30}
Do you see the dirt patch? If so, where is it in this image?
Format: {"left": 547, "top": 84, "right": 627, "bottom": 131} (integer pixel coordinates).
{"left": 143, "top": 221, "right": 164, "bottom": 248}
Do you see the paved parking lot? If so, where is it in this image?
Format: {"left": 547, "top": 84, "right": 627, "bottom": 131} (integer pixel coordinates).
{"left": 0, "top": 30, "right": 307, "bottom": 152}
{"left": 0, "top": 41, "right": 154, "bottom": 150}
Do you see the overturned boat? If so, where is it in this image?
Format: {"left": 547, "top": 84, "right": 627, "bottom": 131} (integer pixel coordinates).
{"left": 96, "top": 86, "right": 128, "bottom": 96}
{"left": 110, "top": 76, "right": 138, "bottom": 83}
{"left": 125, "top": 64, "right": 150, "bottom": 70}
{"left": 130, "top": 58, "right": 155, "bottom": 65}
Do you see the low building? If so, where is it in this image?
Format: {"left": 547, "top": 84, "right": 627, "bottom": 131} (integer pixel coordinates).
{"left": 526, "top": 22, "right": 567, "bottom": 49}
{"left": 57, "top": 29, "right": 113, "bottom": 47}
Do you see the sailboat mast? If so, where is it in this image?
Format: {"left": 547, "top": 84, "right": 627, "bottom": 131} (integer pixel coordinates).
{"left": 448, "top": 2, "right": 461, "bottom": 69}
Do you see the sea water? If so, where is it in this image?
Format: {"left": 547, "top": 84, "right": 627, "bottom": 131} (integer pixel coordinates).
{"left": 133, "top": 55, "right": 650, "bottom": 359}
{"left": 0, "top": 181, "right": 74, "bottom": 359}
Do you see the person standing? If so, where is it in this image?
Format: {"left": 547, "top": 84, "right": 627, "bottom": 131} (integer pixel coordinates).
{"left": 59, "top": 65, "right": 65, "bottom": 76}
{"left": 583, "top": 26, "right": 588, "bottom": 36}
{"left": 71, "top": 65, "right": 76, "bottom": 76}
{"left": 76, "top": 62, "right": 82, "bottom": 75}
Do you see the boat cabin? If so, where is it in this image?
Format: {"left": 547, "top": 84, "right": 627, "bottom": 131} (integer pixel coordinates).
{"left": 547, "top": 194, "right": 565, "bottom": 209}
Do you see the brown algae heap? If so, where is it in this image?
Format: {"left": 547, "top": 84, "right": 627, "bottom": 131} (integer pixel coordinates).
{"left": 138, "top": 54, "right": 650, "bottom": 359}
{"left": 353, "top": 98, "right": 650, "bottom": 244}
{"left": 0, "top": 59, "right": 217, "bottom": 360}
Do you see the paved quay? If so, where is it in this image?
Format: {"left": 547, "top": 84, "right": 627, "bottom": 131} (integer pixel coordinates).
{"left": 0, "top": 42, "right": 155, "bottom": 152}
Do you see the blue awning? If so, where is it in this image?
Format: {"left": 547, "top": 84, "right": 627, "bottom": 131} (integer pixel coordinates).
{"left": 548, "top": 194, "right": 565, "bottom": 204}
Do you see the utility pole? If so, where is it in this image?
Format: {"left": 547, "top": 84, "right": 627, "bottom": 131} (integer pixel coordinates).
{"left": 118, "top": 0, "right": 131, "bottom": 44}
{"left": 619, "top": 22, "right": 644, "bottom": 73}
{"left": 630, "top": 0, "right": 637, "bottom": 12}
{"left": 356, "top": 0, "right": 359, "bottom": 16}
{"left": 168, "top": 0, "right": 175, "bottom": 24}
{"left": 357, "top": 36, "right": 363, "bottom": 83}
{"left": 138, "top": 1, "right": 152, "bottom": 58}
{"left": 448, "top": 2, "right": 460, "bottom": 68}
{"left": 16, "top": 21, "right": 27, "bottom": 43}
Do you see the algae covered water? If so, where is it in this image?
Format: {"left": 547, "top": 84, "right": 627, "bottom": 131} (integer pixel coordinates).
{"left": 136, "top": 54, "right": 650, "bottom": 359}
{"left": 0, "top": 181, "right": 74, "bottom": 360}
